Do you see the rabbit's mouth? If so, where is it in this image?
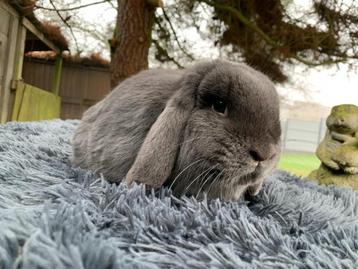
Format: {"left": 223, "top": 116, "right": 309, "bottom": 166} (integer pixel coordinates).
{"left": 234, "top": 164, "right": 264, "bottom": 185}
{"left": 251, "top": 164, "right": 263, "bottom": 178}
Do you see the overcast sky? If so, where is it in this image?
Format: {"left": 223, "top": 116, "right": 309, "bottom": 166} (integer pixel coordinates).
{"left": 277, "top": 64, "right": 358, "bottom": 107}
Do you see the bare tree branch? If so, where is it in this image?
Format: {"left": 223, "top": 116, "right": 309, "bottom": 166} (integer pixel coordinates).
{"left": 35, "top": 0, "right": 113, "bottom": 12}
{"left": 293, "top": 55, "right": 343, "bottom": 66}
{"left": 152, "top": 39, "right": 184, "bottom": 68}
{"left": 160, "top": 7, "right": 195, "bottom": 60}
{"left": 48, "top": 0, "right": 80, "bottom": 53}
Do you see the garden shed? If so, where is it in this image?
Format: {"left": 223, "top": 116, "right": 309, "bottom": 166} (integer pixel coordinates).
{"left": 0, "top": 0, "right": 68, "bottom": 123}
{"left": 23, "top": 52, "right": 111, "bottom": 120}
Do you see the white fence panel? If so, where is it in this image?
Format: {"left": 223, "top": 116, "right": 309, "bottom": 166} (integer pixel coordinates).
{"left": 281, "top": 118, "right": 326, "bottom": 153}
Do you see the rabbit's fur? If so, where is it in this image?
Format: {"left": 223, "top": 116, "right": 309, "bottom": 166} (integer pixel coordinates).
{"left": 72, "top": 60, "right": 281, "bottom": 200}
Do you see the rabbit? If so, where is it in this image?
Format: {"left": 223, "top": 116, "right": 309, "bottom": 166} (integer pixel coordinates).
{"left": 72, "top": 60, "right": 281, "bottom": 201}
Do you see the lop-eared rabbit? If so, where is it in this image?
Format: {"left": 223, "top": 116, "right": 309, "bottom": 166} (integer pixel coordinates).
{"left": 72, "top": 60, "right": 281, "bottom": 200}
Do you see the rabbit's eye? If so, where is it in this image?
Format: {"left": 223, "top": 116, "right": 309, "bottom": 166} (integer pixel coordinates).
{"left": 202, "top": 94, "right": 228, "bottom": 115}
{"left": 212, "top": 100, "right": 227, "bottom": 114}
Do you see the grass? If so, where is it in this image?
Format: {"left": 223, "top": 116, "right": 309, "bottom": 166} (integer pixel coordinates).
{"left": 278, "top": 152, "right": 321, "bottom": 177}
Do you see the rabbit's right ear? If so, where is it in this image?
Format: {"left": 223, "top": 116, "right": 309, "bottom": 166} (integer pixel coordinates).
{"left": 125, "top": 62, "right": 215, "bottom": 188}
{"left": 125, "top": 91, "right": 192, "bottom": 188}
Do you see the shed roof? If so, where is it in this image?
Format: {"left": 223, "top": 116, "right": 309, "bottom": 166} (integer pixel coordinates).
{"left": 9, "top": 0, "right": 69, "bottom": 51}
{"left": 25, "top": 51, "right": 110, "bottom": 69}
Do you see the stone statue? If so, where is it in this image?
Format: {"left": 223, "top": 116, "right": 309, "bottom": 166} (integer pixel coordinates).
{"left": 309, "top": 104, "right": 358, "bottom": 189}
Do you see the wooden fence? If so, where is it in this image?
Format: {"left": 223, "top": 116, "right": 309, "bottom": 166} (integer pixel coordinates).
{"left": 22, "top": 57, "right": 111, "bottom": 119}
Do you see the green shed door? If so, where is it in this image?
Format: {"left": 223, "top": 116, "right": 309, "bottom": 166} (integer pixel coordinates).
{"left": 0, "top": 3, "right": 18, "bottom": 123}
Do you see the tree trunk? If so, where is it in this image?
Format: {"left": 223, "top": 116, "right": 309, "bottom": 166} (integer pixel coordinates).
{"left": 110, "top": 0, "right": 157, "bottom": 88}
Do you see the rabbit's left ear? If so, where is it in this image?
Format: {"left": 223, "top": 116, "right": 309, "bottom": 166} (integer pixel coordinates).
{"left": 125, "top": 89, "right": 194, "bottom": 188}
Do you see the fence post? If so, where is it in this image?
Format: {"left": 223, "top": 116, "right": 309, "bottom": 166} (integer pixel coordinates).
{"left": 52, "top": 56, "right": 63, "bottom": 96}
{"left": 317, "top": 118, "right": 324, "bottom": 147}
{"left": 282, "top": 119, "right": 289, "bottom": 152}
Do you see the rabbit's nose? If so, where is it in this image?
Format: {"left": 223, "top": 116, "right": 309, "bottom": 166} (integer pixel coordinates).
{"left": 249, "top": 145, "right": 276, "bottom": 162}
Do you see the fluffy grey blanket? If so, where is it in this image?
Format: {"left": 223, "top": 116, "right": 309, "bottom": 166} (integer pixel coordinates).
{"left": 0, "top": 120, "right": 358, "bottom": 269}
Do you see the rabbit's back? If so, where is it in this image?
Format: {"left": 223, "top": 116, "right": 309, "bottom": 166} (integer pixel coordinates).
{"left": 72, "top": 69, "right": 182, "bottom": 181}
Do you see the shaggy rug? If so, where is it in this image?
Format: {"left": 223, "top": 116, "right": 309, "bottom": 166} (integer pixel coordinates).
{"left": 0, "top": 120, "right": 358, "bottom": 269}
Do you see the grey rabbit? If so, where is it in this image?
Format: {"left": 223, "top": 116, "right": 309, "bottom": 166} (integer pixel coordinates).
{"left": 72, "top": 60, "right": 281, "bottom": 200}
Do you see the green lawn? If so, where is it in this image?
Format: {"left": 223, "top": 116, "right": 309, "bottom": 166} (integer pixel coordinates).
{"left": 278, "top": 152, "right": 320, "bottom": 177}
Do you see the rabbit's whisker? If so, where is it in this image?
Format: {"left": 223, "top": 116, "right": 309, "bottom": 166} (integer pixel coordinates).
{"left": 195, "top": 164, "right": 220, "bottom": 196}
{"left": 184, "top": 164, "right": 218, "bottom": 195}
{"left": 206, "top": 169, "right": 225, "bottom": 198}
{"left": 169, "top": 159, "right": 205, "bottom": 190}
{"left": 197, "top": 168, "right": 224, "bottom": 199}
{"left": 170, "top": 155, "right": 217, "bottom": 191}
{"left": 220, "top": 175, "right": 224, "bottom": 199}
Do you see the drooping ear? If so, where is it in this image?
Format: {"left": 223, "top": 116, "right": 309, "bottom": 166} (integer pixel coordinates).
{"left": 125, "top": 90, "right": 193, "bottom": 188}
{"left": 125, "top": 62, "right": 216, "bottom": 188}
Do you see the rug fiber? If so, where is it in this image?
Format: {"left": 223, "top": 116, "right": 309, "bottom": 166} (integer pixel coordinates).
{"left": 0, "top": 120, "right": 358, "bottom": 269}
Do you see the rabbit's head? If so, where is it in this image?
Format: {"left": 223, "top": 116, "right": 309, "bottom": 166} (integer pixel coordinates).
{"left": 126, "top": 60, "right": 281, "bottom": 200}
